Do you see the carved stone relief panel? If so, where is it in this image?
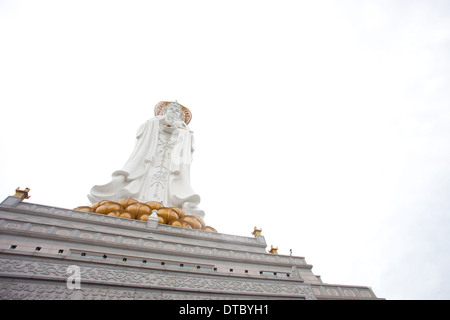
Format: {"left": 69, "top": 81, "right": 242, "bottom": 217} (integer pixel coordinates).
{"left": 0, "top": 257, "right": 316, "bottom": 300}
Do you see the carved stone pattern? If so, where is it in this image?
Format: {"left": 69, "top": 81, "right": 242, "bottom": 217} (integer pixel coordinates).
{"left": 0, "top": 282, "right": 75, "bottom": 300}
{"left": 0, "top": 281, "right": 287, "bottom": 300}
{"left": 0, "top": 258, "right": 315, "bottom": 299}
{"left": 310, "top": 285, "right": 376, "bottom": 298}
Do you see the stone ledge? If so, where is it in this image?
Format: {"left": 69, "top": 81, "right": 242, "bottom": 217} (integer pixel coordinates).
{"left": 0, "top": 216, "right": 311, "bottom": 269}
{"left": 0, "top": 200, "right": 268, "bottom": 249}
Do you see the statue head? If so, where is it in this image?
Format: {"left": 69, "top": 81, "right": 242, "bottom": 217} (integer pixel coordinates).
{"left": 154, "top": 101, "right": 192, "bottom": 125}
{"left": 164, "top": 101, "right": 183, "bottom": 121}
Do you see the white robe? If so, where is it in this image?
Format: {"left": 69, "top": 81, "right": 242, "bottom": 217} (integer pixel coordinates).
{"left": 88, "top": 115, "right": 204, "bottom": 218}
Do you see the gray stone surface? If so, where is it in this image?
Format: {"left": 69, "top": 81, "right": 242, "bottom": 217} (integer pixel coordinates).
{"left": 0, "top": 197, "right": 380, "bottom": 300}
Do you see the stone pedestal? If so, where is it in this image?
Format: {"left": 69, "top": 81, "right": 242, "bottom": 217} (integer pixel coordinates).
{"left": 0, "top": 197, "right": 380, "bottom": 300}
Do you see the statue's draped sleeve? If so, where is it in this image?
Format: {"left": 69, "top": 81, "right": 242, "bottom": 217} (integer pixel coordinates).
{"left": 88, "top": 117, "right": 161, "bottom": 202}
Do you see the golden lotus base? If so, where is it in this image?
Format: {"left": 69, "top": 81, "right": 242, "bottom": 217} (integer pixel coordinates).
{"left": 75, "top": 199, "right": 217, "bottom": 232}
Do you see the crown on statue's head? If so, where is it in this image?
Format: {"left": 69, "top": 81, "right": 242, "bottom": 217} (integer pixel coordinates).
{"left": 154, "top": 101, "right": 192, "bottom": 124}
{"left": 169, "top": 100, "right": 181, "bottom": 108}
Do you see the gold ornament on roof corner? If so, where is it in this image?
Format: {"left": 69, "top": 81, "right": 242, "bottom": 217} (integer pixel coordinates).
{"left": 154, "top": 101, "right": 192, "bottom": 125}
{"left": 269, "top": 245, "right": 278, "bottom": 254}
{"left": 12, "top": 187, "right": 31, "bottom": 201}
{"left": 252, "top": 227, "right": 262, "bottom": 237}
{"left": 74, "top": 199, "right": 217, "bottom": 233}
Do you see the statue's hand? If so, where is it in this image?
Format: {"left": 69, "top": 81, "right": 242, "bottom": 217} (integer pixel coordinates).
{"left": 162, "top": 124, "right": 177, "bottom": 133}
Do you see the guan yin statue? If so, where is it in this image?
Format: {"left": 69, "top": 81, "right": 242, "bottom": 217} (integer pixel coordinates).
{"left": 75, "top": 101, "right": 216, "bottom": 232}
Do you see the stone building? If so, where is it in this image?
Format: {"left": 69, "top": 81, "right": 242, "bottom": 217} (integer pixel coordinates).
{"left": 0, "top": 189, "right": 380, "bottom": 300}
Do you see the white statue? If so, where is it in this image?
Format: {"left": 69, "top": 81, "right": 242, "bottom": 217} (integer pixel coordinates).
{"left": 88, "top": 101, "right": 204, "bottom": 218}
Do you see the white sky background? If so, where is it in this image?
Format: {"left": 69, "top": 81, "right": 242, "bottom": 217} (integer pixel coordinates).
{"left": 1, "top": 0, "right": 449, "bottom": 300}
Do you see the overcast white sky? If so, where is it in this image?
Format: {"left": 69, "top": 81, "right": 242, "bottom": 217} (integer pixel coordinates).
{"left": 1, "top": 0, "right": 450, "bottom": 300}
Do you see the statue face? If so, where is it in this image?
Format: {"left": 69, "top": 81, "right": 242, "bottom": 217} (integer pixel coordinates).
{"left": 164, "top": 104, "right": 182, "bottom": 121}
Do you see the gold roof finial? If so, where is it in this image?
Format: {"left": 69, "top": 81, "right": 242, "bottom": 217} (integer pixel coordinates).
{"left": 252, "top": 226, "right": 262, "bottom": 237}
{"left": 13, "top": 187, "right": 30, "bottom": 201}
{"left": 269, "top": 245, "right": 278, "bottom": 254}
